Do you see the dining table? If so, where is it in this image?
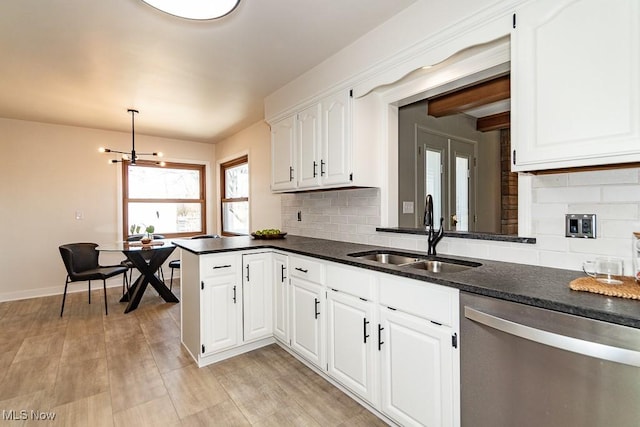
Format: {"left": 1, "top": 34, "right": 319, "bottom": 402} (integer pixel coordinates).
{"left": 97, "top": 239, "right": 179, "bottom": 313}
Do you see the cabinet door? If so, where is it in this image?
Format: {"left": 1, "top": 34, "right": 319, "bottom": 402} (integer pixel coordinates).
{"left": 271, "top": 115, "right": 297, "bottom": 191}
{"left": 290, "top": 277, "right": 324, "bottom": 367}
{"left": 321, "top": 91, "right": 352, "bottom": 186}
{"left": 327, "top": 290, "right": 375, "bottom": 404}
{"left": 512, "top": 0, "right": 640, "bottom": 171}
{"left": 379, "top": 308, "right": 455, "bottom": 427}
{"left": 242, "top": 253, "right": 273, "bottom": 342}
{"left": 201, "top": 275, "right": 239, "bottom": 355}
{"left": 297, "top": 104, "right": 322, "bottom": 188}
{"left": 272, "top": 253, "right": 289, "bottom": 344}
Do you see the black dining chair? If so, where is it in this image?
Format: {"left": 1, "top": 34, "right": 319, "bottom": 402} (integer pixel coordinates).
{"left": 169, "top": 234, "right": 220, "bottom": 290}
{"left": 59, "top": 243, "right": 128, "bottom": 316}
{"left": 120, "top": 234, "right": 166, "bottom": 292}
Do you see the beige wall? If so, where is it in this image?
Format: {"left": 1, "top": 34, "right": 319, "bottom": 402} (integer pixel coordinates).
{"left": 214, "top": 120, "right": 281, "bottom": 233}
{"left": 0, "top": 117, "right": 215, "bottom": 301}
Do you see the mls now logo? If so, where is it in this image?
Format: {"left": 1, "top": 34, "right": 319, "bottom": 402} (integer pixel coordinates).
{"left": 2, "top": 410, "right": 56, "bottom": 421}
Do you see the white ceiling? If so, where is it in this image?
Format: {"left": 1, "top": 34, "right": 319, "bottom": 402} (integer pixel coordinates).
{"left": 0, "top": 0, "right": 416, "bottom": 143}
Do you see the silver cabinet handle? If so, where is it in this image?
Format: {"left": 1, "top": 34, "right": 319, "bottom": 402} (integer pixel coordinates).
{"left": 464, "top": 306, "right": 640, "bottom": 368}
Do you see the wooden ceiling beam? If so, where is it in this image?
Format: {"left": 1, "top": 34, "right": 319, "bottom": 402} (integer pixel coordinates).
{"left": 477, "top": 111, "right": 511, "bottom": 132}
{"left": 427, "top": 75, "right": 510, "bottom": 117}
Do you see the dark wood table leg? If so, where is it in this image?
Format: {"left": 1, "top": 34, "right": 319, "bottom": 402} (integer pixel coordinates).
{"left": 119, "top": 246, "right": 179, "bottom": 313}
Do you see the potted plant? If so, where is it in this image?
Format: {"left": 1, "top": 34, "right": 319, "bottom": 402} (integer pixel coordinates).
{"left": 141, "top": 225, "right": 155, "bottom": 244}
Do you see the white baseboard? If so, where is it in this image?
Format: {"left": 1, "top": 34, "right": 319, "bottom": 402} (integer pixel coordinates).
{"left": 0, "top": 267, "right": 172, "bottom": 303}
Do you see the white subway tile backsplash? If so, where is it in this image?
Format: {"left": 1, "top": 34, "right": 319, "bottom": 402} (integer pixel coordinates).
{"left": 568, "top": 168, "right": 640, "bottom": 186}
{"left": 281, "top": 169, "right": 640, "bottom": 275}
{"left": 535, "top": 186, "right": 601, "bottom": 204}
{"left": 602, "top": 185, "right": 640, "bottom": 202}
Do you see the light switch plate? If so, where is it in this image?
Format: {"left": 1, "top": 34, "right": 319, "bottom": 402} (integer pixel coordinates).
{"left": 402, "top": 201, "right": 414, "bottom": 214}
{"left": 565, "top": 213, "right": 596, "bottom": 238}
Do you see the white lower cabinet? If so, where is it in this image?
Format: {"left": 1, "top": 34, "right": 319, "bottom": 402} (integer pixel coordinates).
{"left": 242, "top": 252, "right": 273, "bottom": 342}
{"left": 290, "top": 276, "right": 324, "bottom": 368}
{"left": 326, "top": 289, "right": 376, "bottom": 404}
{"left": 182, "top": 249, "right": 459, "bottom": 426}
{"left": 379, "top": 307, "right": 456, "bottom": 427}
{"left": 272, "top": 252, "right": 289, "bottom": 344}
{"left": 201, "top": 273, "right": 239, "bottom": 355}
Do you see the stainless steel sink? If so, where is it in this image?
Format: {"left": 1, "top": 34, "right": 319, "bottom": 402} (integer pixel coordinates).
{"left": 348, "top": 251, "right": 481, "bottom": 272}
{"left": 351, "top": 252, "right": 421, "bottom": 265}
{"left": 405, "top": 259, "right": 480, "bottom": 273}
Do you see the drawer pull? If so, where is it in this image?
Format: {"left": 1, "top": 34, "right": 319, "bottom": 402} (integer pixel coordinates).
{"left": 213, "top": 264, "right": 231, "bottom": 269}
{"left": 295, "top": 267, "right": 309, "bottom": 273}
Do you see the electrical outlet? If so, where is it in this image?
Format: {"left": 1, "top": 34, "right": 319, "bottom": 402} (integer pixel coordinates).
{"left": 565, "top": 214, "right": 596, "bottom": 238}
{"left": 402, "top": 201, "right": 414, "bottom": 214}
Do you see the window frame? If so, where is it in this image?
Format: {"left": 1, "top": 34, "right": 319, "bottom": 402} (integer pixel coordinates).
{"left": 220, "top": 155, "right": 249, "bottom": 236}
{"left": 122, "top": 160, "right": 206, "bottom": 238}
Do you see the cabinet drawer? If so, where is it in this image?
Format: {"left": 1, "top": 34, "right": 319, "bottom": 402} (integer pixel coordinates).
{"left": 200, "top": 254, "right": 238, "bottom": 277}
{"left": 326, "top": 263, "right": 374, "bottom": 300}
{"left": 379, "top": 275, "right": 457, "bottom": 326}
{"left": 290, "top": 255, "right": 324, "bottom": 284}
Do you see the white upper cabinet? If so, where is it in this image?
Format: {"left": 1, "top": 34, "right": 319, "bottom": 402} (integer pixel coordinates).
{"left": 297, "top": 103, "right": 323, "bottom": 189}
{"left": 269, "top": 89, "right": 371, "bottom": 193}
{"left": 511, "top": 0, "right": 640, "bottom": 171}
{"left": 271, "top": 115, "right": 297, "bottom": 191}
{"left": 321, "top": 91, "right": 352, "bottom": 186}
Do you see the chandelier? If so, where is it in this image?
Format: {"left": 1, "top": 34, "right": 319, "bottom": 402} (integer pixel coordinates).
{"left": 99, "top": 109, "right": 165, "bottom": 166}
{"left": 140, "top": 0, "right": 240, "bottom": 20}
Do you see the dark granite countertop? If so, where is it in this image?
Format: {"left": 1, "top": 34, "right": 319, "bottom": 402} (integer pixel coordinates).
{"left": 174, "top": 235, "right": 640, "bottom": 329}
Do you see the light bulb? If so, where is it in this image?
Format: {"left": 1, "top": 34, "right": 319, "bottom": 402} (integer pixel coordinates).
{"left": 159, "top": 161, "right": 166, "bottom": 167}
{"left": 98, "top": 147, "right": 106, "bottom": 153}
{"left": 156, "top": 152, "right": 164, "bottom": 158}
{"left": 122, "top": 154, "right": 130, "bottom": 160}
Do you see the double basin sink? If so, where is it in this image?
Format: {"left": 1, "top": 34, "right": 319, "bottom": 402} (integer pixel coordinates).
{"left": 348, "top": 250, "right": 481, "bottom": 273}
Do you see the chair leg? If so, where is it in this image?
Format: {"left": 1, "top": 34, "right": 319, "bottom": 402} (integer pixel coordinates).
{"left": 103, "top": 279, "right": 108, "bottom": 315}
{"left": 88, "top": 280, "right": 91, "bottom": 304}
{"left": 60, "top": 276, "right": 70, "bottom": 317}
{"left": 170, "top": 268, "right": 174, "bottom": 291}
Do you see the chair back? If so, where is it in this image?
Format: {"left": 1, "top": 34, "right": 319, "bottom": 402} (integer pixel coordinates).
{"left": 191, "top": 234, "right": 220, "bottom": 239}
{"left": 59, "top": 243, "right": 99, "bottom": 276}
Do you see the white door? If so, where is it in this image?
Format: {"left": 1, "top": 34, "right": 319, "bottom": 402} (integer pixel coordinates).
{"left": 272, "top": 253, "right": 289, "bottom": 344}
{"left": 271, "top": 116, "right": 297, "bottom": 191}
{"left": 449, "top": 139, "right": 476, "bottom": 232}
{"left": 290, "top": 277, "right": 323, "bottom": 367}
{"left": 297, "top": 104, "right": 322, "bottom": 188}
{"left": 327, "top": 289, "right": 375, "bottom": 404}
{"left": 242, "top": 253, "right": 273, "bottom": 342}
{"left": 417, "top": 128, "right": 476, "bottom": 231}
{"left": 512, "top": 0, "right": 640, "bottom": 170}
{"left": 201, "top": 275, "right": 239, "bottom": 355}
{"left": 379, "top": 307, "right": 455, "bottom": 427}
{"left": 321, "top": 91, "right": 351, "bottom": 186}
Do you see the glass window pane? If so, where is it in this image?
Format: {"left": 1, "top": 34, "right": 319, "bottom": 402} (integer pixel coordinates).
{"left": 456, "top": 156, "right": 469, "bottom": 231}
{"left": 425, "top": 149, "right": 442, "bottom": 221}
{"left": 129, "top": 165, "right": 200, "bottom": 199}
{"left": 128, "top": 202, "right": 202, "bottom": 234}
{"left": 225, "top": 164, "right": 248, "bottom": 198}
{"left": 222, "top": 201, "right": 249, "bottom": 235}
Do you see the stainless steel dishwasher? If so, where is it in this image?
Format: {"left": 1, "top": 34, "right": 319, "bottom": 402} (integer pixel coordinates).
{"left": 460, "top": 292, "right": 640, "bottom": 427}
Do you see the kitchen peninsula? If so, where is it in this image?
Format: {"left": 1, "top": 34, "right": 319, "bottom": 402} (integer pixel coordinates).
{"left": 174, "top": 234, "right": 640, "bottom": 427}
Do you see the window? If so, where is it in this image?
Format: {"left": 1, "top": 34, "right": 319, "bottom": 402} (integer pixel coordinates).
{"left": 220, "top": 155, "right": 248, "bottom": 236}
{"left": 123, "top": 161, "right": 206, "bottom": 238}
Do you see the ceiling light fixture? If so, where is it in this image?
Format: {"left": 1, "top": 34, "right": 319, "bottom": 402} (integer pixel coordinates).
{"left": 141, "top": 0, "right": 240, "bottom": 20}
{"left": 99, "top": 109, "right": 165, "bottom": 166}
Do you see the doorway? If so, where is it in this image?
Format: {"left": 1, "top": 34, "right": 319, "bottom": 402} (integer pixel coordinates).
{"left": 416, "top": 127, "right": 477, "bottom": 231}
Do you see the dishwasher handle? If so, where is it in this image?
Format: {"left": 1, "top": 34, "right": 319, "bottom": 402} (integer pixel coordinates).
{"left": 464, "top": 306, "right": 640, "bottom": 368}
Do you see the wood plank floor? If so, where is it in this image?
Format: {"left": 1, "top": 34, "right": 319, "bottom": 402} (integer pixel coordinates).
{"left": 0, "top": 282, "right": 388, "bottom": 426}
